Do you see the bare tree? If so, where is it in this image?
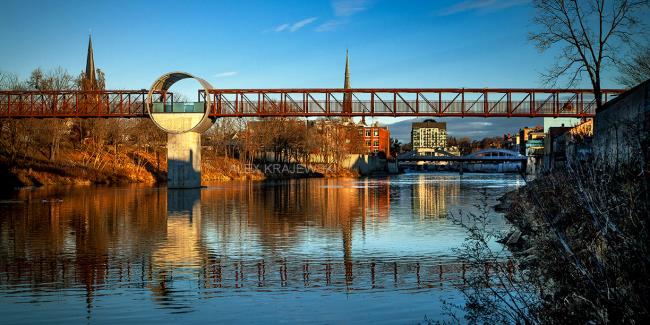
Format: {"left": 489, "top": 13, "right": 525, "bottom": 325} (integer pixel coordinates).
{"left": 76, "top": 67, "right": 105, "bottom": 91}
{"left": 0, "top": 71, "right": 26, "bottom": 162}
{"left": 0, "top": 71, "right": 10, "bottom": 89}
{"left": 27, "top": 68, "right": 76, "bottom": 160}
{"left": 73, "top": 66, "right": 107, "bottom": 147}
{"left": 314, "top": 119, "right": 364, "bottom": 170}
{"left": 618, "top": 44, "right": 650, "bottom": 87}
{"left": 204, "top": 118, "right": 240, "bottom": 158}
{"left": 530, "top": 0, "right": 648, "bottom": 108}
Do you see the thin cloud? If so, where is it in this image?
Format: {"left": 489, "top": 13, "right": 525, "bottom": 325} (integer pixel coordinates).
{"left": 469, "top": 121, "right": 493, "bottom": 126}
{"left": 332, "top": 0, "right": 370, "bottom": 16}
{"left": 316, "top": 20, "right": 346, "bottom": 32}
{"left": 274, "top": 23, "right": 290, "bottom": 32}
{"left": 439, "top": 0, "right": 527, "bottom": 16}
{"left": 290, "top": 17, "right": 318, "bottom": 32}
{"left": 214, "top": 71, "right": 238, "bottom": 78}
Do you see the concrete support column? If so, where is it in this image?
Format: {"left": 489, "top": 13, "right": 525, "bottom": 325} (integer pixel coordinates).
{"left": 167, "top": 132, "right": 202, "bottom": 188}
{"left": 146, "top": 72, "right": 215, "bottom": 189}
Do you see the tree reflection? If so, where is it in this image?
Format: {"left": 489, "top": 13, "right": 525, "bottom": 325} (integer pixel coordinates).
{"left": 0, "top": 178, "right": 477, "bottom": 311}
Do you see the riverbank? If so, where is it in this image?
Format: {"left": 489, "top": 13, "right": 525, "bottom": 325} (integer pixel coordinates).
{"left": 0, "top": 148, "right": 162, "bottom": 187}
{"left": 489, "top": 166, "right": 650, "bottom": 323}
{"left": 0, "top": 146, "right": 363, "bottom": 189}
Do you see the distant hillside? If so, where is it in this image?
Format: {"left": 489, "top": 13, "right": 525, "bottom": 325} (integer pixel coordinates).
{"left": 384, "top": 117, "right": 544, "bottom": 143}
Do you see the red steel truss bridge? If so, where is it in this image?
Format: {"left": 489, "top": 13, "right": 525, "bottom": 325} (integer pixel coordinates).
{"left": 0, "top": 88, "right": 624, "bottom": 118}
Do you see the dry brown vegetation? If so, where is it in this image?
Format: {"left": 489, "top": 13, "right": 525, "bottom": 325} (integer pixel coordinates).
{"left": 452, "top": 158, "right": 650, "bottom": 324}
{"left": 0, "top": 69, "right": 365, "bottom": 188}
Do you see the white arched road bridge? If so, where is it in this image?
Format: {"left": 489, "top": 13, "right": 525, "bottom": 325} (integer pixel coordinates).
{"left": 397, "top": 148, "right": 527, "bottom": 162}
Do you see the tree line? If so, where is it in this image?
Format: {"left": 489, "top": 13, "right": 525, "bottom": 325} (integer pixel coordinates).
{"left": 0, "top": 68, "right": 370, "bottom": 177}
{"left": 205, "top": 117, "right": 366, "bottom": 169}
{"left": 0, "top": 68, "right": 165, "bottom": 169}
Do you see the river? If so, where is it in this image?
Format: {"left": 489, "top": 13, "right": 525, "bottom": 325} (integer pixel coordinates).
{"left": 0, "top": 173, "right": 524, "bottom": 324}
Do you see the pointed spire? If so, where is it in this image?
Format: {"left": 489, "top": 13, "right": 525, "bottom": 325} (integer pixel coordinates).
{"left": 344, "top": 49, "right": 350, "bottom": 89}
{"left": 343, "top": 49, "right": 353, "bottom": 119}
{"left": 85, "top": 34, "right": 97, "bottom": 90}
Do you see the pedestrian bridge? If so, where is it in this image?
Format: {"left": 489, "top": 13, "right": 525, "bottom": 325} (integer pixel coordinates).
{"left": 0, "top": 87, "right": 623, "bottom": 118}
{"left": 0, "top": 70, "right": 622, "bottom": 188}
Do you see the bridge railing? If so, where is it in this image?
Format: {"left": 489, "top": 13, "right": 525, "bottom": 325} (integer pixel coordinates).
{"left": 205, "top": 88, "right": 623, "bottom": 118}
{"left": 0, "top": 90, "right": 159, "bottom": 117}
{"left": 0, "top": 88, "right": 624, "bottom": 118}
{"left": 210, "top": 99, "right": 598, "bottom": 117}
{"left": 151, "top": 102, "right": 205, "bottom": 113}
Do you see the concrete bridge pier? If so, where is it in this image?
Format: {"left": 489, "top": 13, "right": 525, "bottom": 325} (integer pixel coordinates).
{"left": 167, "top": 132, "right": 202, "bottom": 188}
{"left": 146, "top": 72, "right": 215, "bottom": 189}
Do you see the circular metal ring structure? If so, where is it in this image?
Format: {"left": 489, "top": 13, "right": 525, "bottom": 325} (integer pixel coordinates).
{"left": 146, "top": 71, "right": 214, "bottom": 134}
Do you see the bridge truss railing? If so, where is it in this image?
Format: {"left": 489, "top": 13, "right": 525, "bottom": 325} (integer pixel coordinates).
{"left": 0, "top": 88, "right": 625, "bottom": 118}
{"left": 205, "top": 88, "right": 624, "bottom": 118}
{"left": 0, "top": 90, "right": 153, "bottom": 118}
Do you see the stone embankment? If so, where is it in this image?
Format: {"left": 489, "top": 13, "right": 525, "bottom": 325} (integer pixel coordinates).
{"left": 494, "top": 185, "right": 539, "bottom": 269}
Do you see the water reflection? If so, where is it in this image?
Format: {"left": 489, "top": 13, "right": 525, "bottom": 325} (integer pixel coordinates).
{"left": 411, "top": 174, "right": 460, "bottom": 219}
{"left": 0, "top": 173, "right": 523, "bottom": 323}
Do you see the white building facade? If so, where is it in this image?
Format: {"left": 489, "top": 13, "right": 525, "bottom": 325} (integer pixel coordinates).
{"left": 411, "top": 120, "right": 447, "bottom": 154}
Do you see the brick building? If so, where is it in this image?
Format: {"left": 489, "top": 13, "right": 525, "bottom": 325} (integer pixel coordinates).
{"left": 361, "top": 123, "right": 391, "bottom": 157}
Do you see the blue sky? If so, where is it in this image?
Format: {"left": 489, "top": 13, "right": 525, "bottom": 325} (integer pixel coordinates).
{"left": 1, "top": 0, "right": 626, "bottom": 90}
{"left": 0, "top": 0, "right": 642, "bottom": 138}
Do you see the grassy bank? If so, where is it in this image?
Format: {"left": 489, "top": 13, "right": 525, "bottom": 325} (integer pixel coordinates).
{"left": 0, "top": 146, "right": 264, "bottom": 188}
{"left": 0, "top": 146, "right": 364, "bottom": 189}
{"left": 0, "top": 147, "right": 161, "bottom": 187}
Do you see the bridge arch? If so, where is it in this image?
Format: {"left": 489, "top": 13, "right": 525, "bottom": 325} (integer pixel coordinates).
{"left": 432, "top": 149, "right": 455, "bottom": 157}
{"left": 464, "top": 148, "right": 524, "bottom": 159}
{"left": 146, "top": 71, "right": 214, "bottom": 134}
{"left": 146, "top": 72, "right": 216, "bottom": 188}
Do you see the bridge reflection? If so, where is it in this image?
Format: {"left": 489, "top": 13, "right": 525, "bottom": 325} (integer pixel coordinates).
{"left": 0, "top": 177, "right": 481, "bottom": 312}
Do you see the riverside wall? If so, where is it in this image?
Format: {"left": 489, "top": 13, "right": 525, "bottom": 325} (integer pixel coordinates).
{"left": 593, "top": 80, "right": 650, "bottom": 167}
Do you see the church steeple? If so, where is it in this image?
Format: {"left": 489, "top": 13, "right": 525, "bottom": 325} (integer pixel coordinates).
{"left": 343, "top": 50, "right": 352, "bottom": 119}
{"left": 344, "top": 49, "right": 350, "bottom": 89}
{"left": 84, "top": 35, "right": 97, "bottom": 90}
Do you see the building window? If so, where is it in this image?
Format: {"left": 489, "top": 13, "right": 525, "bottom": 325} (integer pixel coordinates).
{"left": 366, "top": 140, "right": 371, "bottom": 146}
{"left": 374, "top": 140, "right": 379, "bottom": 147}
{"left": 373, "top": 129, "right": 379, "bottom": 137}
{"left": 365, "top": 130, "right": 371, "bottom": 137}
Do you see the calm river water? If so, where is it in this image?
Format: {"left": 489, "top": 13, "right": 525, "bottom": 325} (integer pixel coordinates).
{"left": 0, "top": 173, "right": 524, "bottom": 324}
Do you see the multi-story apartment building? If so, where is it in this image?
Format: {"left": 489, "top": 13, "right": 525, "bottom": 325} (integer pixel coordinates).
{"left": 411, "top": 119, "right": 447, "bottom": 154}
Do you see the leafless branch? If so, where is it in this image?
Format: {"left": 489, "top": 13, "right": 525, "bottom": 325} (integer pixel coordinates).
{"left": 530, "top": 0, "right": 649, "bottom": 108}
